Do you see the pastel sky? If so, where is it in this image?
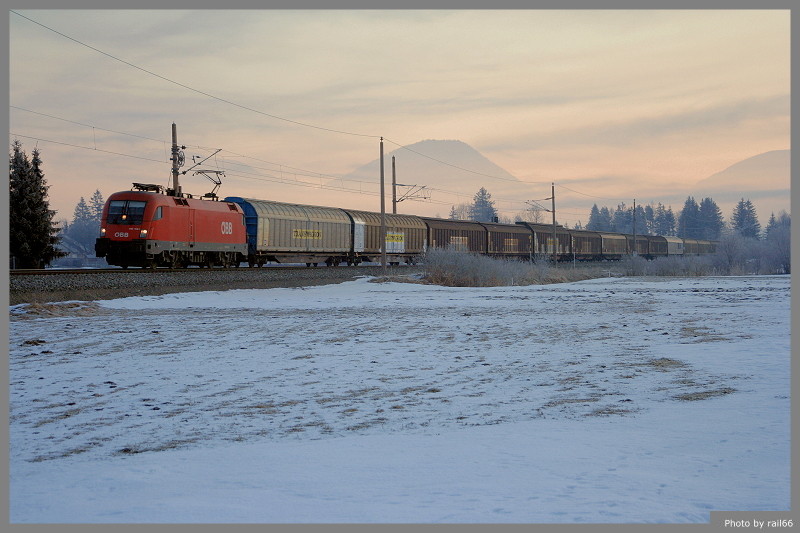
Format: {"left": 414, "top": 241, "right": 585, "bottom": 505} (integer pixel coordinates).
{"left": 8, "top": 9, "right": 791, "bottom": 227}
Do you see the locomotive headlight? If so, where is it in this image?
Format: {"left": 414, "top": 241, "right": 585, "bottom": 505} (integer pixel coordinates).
{"left": 100, "top": 228, "right": 106, "bottom": 236}
{"left": 139, "top": 229, "right": 149, "bottom": 238}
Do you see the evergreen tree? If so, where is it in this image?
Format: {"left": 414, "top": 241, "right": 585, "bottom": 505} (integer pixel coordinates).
{"left": 598, "top": 207, "right": 614, "bottom": 231}
{"left": 731, "top": 198, "right": 761, "bottom": 239}
{"left": 677, "top": 196, "right": 701, "bottom": 238}
{"left": 468, "top": 188, "right": 498, "bottom": 222}
{"left": 698, "top": 197, "right": 724, "bottom": 240}
{"left": 66, "top": 197, "right": 98, "bottom": 253}
{"left": 612, "top": 203, "right": 632, "bottom": 234}
{"left": 653, "top": 203, "right": 676, "bottom": 236}
{"left": 586, "top": 204, "right": 600, "bottom": 229}
{"left": 90, "top": 189, "right": 105, "bottom": 225}
{"left": 631, "top": 204, "right": 649, "bottom": 235}
{"left": 586, "top": 204, "right": 615, "bottom": 231}
{"left": 765, "top": 212, "right": 777, "bottom": 236}
{"left": 9, "top": 141, "right": 64, "bottom": 268}
{"left": 643, "top": 204, "right": 656, "bottom": 235}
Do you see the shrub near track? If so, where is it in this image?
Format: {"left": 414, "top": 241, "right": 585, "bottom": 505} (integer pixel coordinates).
{"left": 421, "top": 248, "right": 602, "bottom": 287}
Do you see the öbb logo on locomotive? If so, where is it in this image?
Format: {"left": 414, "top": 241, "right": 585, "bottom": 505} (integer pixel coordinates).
{"left": 94, "top": 183, "right": 717, "bottom": 269}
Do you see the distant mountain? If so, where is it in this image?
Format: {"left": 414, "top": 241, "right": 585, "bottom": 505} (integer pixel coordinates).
{"left": 333, "top": 139, "right": 528, "bottom": 216}
{"left": 693, "top": 150, "right": 790, "bottom": 219}
{"left": 697, "top": 150, "right": 789, "bottom": 192}
{"left": 343, "top": 139, "right": 520, "bottom": 191}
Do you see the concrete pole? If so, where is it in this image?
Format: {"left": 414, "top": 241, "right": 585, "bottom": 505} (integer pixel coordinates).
{"left": 171, "top": 123, "right": 180, "bottom": 196}
{"left": 633, "top": 198, "right": 637, "bottom": 256}
{"left": 551, "top": 183, "right": 557, "bottom": 263}
{"left": 392, "top": 155, "right": 397, "bottom": 214}
{"left": 380, "top": 138, "right": 387, "bottom": 275}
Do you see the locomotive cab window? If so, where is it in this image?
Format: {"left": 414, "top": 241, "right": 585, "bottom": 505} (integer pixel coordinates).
{"left": 107, "top": 200, "right": 147, "bottom": 225}
{"left": 153, "top": 206, "right": 163, "bottom": 221}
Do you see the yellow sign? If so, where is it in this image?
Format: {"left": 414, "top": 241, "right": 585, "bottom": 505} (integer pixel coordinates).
{"left": 386, "top": 233, "right": 405, "bottom": 243}
{"left": 293, "top": 229, "right": 322, "bottom": 239}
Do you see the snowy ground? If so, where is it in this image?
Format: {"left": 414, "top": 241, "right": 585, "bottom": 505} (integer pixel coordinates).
{"left": 8, "top": 275, "right": 791, "bottom": 524}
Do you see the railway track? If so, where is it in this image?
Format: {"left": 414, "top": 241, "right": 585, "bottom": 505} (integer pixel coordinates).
{"left": 9, "top": 264, "right": 423, "bottom": 306}
{"left": 9, "top": 264, "right": 359, "bottom": 276}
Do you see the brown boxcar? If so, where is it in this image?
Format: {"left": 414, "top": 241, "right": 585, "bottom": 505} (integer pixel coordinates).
{"left": 422, "top": 218, "right": 487, "bottom": 254}
{"left": 683, "top": 238, "right": 703, "bottom": 255}
{"left": 478, "top": 222, "right": 534, "bottom": 259}
{"left": 343, "top": 209, "right": 427, "bottom": 264}
{"left": 683, "top": 239, "right": 717, "bottom": 255}
{"left": 516, "top": 222, "right": 571, "bottom": 260}
{"left": 625, "top": 234, "right": 650, "bottom": 256}
{"left": 568, "top": 230, "right": 603, "bottom": 260}
{"left": 646, "top": 235, "right": 685, "bottom": 257}
{"left": 599, "top": 233, "right": 627, "bottom": 259}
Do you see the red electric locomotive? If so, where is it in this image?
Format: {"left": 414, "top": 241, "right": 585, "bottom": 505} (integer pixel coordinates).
{"left": 95, "top": 183, "right": 247, "bottom": 269}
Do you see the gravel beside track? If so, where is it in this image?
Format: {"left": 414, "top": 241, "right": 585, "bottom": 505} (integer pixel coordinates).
{"left": 9, "top": 266, "right": 424, "bottom": 305}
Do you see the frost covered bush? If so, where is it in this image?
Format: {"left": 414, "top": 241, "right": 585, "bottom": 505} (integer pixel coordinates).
{"left": 422, "top": 247, "right": 598, "bottom": 287}
{"left": 629, "top": 255, "right": 715, "bottom": 276}
{"left": 423, "top": 247, "right": 534, "bottom": 286}
{"left": 711, "top": 232, "right": 790, "bottom": 275}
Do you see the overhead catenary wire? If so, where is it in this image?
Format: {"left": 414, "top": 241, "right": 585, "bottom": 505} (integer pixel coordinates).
{"left": 9, "top": 132, "right": 166, "bottom": 164}
{"left": 11, "top": 10, "right": 377, "bottom": 140}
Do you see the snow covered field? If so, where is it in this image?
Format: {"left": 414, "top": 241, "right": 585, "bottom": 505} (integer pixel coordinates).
{"left": 8, "top": 275, "right": 791, "bottom": 524}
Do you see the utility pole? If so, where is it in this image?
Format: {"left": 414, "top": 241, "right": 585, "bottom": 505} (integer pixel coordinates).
{"left": 632, "top": 198, "right": 637, "bottom": 256}
{"left": 551, "top": 182, "right": 557, "bottom": 263}
{"left": 392, "top": 156, "right": 397, "bottom": 214}
{"left": 170, "top": 123, "right": 185, "bottom": 197}
{"left": 380, "top": 137, "right": 387, "bottom": 275}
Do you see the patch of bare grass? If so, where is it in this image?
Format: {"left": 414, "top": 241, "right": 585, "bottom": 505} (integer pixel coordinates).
{"left": 13, "top": 301, "right": 102, "bottom": 318}
{"left": 674, "top": 388, "right": 736, "bottom": 401}
{"left": 643, "top": 357, "right": 686, "bottom": 370}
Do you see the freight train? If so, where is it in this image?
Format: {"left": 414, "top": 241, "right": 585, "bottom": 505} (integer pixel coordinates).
{"left": 95, "top": 183, "right": 716, "bottom": 269}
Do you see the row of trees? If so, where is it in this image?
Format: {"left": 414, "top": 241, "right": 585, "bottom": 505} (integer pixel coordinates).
{"left": 585, "top": 202, "right": 678, "bottom": 236}
{"left": 585, "top": 196, "right": 781, "bottom": 241}
{"left": 449, "top": 188, "right": 787, "bottom": 243}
